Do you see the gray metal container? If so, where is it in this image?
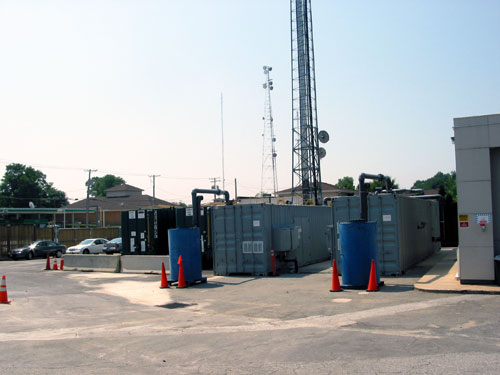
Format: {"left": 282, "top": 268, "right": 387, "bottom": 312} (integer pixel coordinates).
{"left": 330, "top": 194, "right": 441, "bottom": 275}
{"left": 211, "top": 204, "right": 332, "bottom": 276}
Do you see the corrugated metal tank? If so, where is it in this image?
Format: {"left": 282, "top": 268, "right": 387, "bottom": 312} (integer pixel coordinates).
{"left": 211, "top": 204, "right": 332, "bottom": 276}
{"left": 168, "top": 227, "right": 202, "bottom": 283}
{"left": 331, "top": 194, "right": 441, "bottom": 275}
{"left": 339, "top": 220, "right": 379, "bottom": 287}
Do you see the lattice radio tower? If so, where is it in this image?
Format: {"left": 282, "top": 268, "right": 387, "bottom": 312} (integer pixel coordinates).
{"left": 290, "top": 0, "right": 328, "bottom": 205}
{"left": 260, "top": 65, "right": 278, "bottom": 196}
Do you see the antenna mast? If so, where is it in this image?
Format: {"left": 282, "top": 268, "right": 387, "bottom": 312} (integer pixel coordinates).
{"left": 260, "top": 66, "right": 278, "bottom": 196}
{"left": 220, "top": 93, "right": 225, "bottom": 190}
{"left": 290, "top": 0, "right": 322, "bottom": 205}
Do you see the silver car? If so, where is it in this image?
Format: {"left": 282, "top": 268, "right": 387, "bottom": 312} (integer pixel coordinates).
{"left": 66, "top": 238, "right": 108, "bottom": 254}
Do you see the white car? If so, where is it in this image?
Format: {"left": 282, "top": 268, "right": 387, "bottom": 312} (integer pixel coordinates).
{"left": 66, "top": 238, "right": 108, "bottom": 254}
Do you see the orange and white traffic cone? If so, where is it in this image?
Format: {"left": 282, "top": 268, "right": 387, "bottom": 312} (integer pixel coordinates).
{"left": 52, "top": 256, "right": 58, "bottom": 271}
{"left": 367, "top": 259, "right": 378, "bottom": 292}
{"left": 177, "top": 256, "right": 187, "bottom": 288}
{"left": 160, "top": 262, "right": 169, "bottom": 289}
{"left": 0, "top": 275, "right": 11, "bottom": 304}
{"left": 329, "top": 259, "right": 342, "bottom": 292}
{"left": 60, "top": 256, "right": 64, "bottom": 271}
{"left": 45, "top": 254, "right": 51, "bottom": 270}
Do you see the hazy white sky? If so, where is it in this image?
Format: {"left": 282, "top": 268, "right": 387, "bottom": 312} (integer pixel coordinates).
{"left": 1, "top": 0, "right": 499, "bottom": 205}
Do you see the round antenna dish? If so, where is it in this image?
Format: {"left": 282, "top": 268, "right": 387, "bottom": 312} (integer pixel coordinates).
{"left": 319, "top": 147, "right": 326, "bottom": 159}
{"left": 318, "top": 130, "right": 330, "bottom": 143}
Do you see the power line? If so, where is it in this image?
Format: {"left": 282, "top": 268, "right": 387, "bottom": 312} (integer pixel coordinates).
{"left": 0, "top": 158, "right": 212, "bottom": 180}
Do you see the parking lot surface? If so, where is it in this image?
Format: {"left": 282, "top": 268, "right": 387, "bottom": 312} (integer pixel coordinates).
{"left": 1, "top": 258, "right": 500, "bottom": 374}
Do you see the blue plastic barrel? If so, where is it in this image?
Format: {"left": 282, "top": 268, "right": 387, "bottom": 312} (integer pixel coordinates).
{"left": 168, "top": 227, "right": 202, "bottom": 283}
{"left": 339, "top": 220, "right": 380, "bottom": 288}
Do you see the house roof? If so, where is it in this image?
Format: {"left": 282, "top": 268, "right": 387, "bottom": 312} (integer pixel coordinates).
{"left": 105, "top": 184, "right": 143, "bottom": 193}
{"left": 65, "top": 194, "right": 176, "bottom": 211}
{"left": 276, "top": 182, "right": 355, "bottom": 195}
{"left": 65, "top": 184, "right": 176, "bottom": 210}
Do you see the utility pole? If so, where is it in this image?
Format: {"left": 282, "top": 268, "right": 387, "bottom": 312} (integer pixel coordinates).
{"left": 149, "top": 174, "right": 160, "bottom": 208}
{"left": 234, "top": 178, "right": 238, "bottom": 201}
{"left": 210, "top": 177, "right": 221, "bottom": 201}
{"left": 85, "top": 169, "right": 97, "bottom": 228}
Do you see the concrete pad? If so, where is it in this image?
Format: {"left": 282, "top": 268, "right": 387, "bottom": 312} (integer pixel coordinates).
{"left": 299, "top": 259, "right": 332, "bottom": 274}
{"left": 121, "top": 255, "right": 170, "bottom": 274}
{"left": 63, "top": 254, "right": 121, "bottom": 273}
{"left": 414, "top": 248, "right": 500, "bottom": 294}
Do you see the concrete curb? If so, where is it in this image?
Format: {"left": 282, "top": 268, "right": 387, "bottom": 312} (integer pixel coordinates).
{"left": 414, "top": 248, "right": 500, "bottom": 294}
{"left": 63, "top": 254, "right": 121, "bottom": 273}
{"left": 121, "top": 255, "right": 170, "bottom": 274}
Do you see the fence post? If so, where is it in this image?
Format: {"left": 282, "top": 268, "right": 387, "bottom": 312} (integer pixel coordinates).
{"left": 7, "top": 225, "right": 11, "bottom": 252}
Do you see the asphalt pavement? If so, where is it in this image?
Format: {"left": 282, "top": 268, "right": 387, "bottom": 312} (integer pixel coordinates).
{"left": 1, "top": 254, "right": 500, "bottom": 374}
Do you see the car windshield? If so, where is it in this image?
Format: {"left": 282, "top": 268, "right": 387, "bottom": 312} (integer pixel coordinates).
{"left": 29, "top": 241, "right": 41, "bottom": 249}
{"left": 79, "top": 239, "right": 93, "bottom": 245}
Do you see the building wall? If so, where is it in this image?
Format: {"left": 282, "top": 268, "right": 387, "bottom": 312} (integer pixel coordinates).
{"left": 454, "top": 114, "right": 500, "bottom": 282}
{"left": 55, "top": 211, "right": 123, "bottom": 227}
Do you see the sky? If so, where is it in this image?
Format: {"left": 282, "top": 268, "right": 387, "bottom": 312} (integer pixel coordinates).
{"left": 1, "top": 0, "right": 499, "bottom": 205}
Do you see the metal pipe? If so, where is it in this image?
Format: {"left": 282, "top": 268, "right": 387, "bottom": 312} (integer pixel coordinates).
{"left": 191, "top": 188, "right": 230, "bottom": 227}
{"left": 392, "top": 188, "right": 424, "bottom": 195}
{"left": 359, "top": 173, "right": 392, "bottom": 221}
{"left": 195, "top": 196, "right": 203, "bottom": 228}
{"left": 409, "top": 194, "right": 442, "bottom": 200}
{"left": 323, "top": 197, "right": 334, "bottom": 206}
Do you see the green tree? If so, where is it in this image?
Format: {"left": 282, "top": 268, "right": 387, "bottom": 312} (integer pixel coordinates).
{"left": 0, "top": 163, "right": 68, "bottom": 207}
{"left": 88, "top": 174, "right": 125, "bottom": 197}
{"left": 337, "top": 176, "right": 355, "bottom": 190}
{"left": 367, "top": 177, "right": 399, "bottom": 192}
{"left": 412, "top": 171, "right": 456, "bottom": 202}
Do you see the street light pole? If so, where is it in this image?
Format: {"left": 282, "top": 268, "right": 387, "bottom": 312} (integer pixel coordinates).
{"left": 85, "top": 169, "right": 97, "bottom": 228}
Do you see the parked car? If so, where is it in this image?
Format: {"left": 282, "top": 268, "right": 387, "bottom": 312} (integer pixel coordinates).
{"left": 103, "top": 237, "right": 122, "bottom": 254}
{"left": 8, "top": 240, "right": 66, "bottom": 260}
{"left": 66, "top": 238, "right": 108, "bottom": 254}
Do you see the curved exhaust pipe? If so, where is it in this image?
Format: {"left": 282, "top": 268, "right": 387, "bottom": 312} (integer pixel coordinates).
{"left": 191, "top": 188, "right": 230, "bottom": 226}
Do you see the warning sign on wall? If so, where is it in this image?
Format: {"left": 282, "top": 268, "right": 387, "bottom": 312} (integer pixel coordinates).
{"left": 475, "top": 213, "right": 492, "bottom": 224}
{"left": 459, "top": 214, "right": 469, "bottom": 229}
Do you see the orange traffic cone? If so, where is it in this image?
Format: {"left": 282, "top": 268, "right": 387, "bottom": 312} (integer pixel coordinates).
{"left": 367, "top": 259, "right": 378, "bottom": 292}
{"left": 60, "top": 256, "right": 64, "bottom": 271}
{"left": 177, "top": 256, "right": 187, "bottom": 288}
{"left": 52, "top": 256, "right": 58, "bottom": 271}
{"left": 45, "top": 254, "right": 51, "bottom": 270}
{"left": 160, "top": 262, "right": 169, "bottom": 289}
{"left": 329, "top": 259, "right": 342, "bottom": 292}
{"left": 0, "top": 275, "right": 11, "bottom": 304}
